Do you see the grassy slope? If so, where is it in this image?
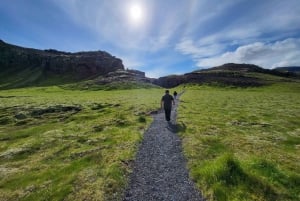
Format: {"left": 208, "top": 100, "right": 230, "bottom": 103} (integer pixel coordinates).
{"left": 0, "top": 68, "right": 82, "bottom": 89}
{"left": 0, "top": 86, "right": 163, "bottom": 201}
{"left": 0, "top": 67, "right": 158, "bottom": 90}
{"left": 0, "top": 68, "right": 43, "bottom": 89}
{"left": 178, "top": 82, "right": 300, "bottom": 201}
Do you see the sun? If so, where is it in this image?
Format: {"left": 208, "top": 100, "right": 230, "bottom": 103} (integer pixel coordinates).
{"left": 128, "top": 3, "right": 144, "bottom": 25}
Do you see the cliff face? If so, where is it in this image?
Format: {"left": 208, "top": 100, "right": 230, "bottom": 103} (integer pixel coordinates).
{"left": 42, "top": 50, "right": 124, "bottom": 78}
{"left": 0, "top": 40, "right": 124, "bottom": 81}
{"left": 153, "top": 75, "right": 184, "bottom": 88}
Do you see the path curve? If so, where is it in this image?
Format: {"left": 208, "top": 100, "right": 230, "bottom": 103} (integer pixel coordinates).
{"left": 123, "top": 95, "right": 204, "bottom": 201}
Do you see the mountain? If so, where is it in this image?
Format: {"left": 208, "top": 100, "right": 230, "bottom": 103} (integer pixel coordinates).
{"left": 274, "top": 66, "right": 300, "bottom": 74}
{"left": 1, "top": 40, "right": 299, "bottom": 89}
{"left": 0, "top": 40, "right": 131, "bottom": 88}
{"left": 154, "top": 63, "right": 299, "bottom": 88}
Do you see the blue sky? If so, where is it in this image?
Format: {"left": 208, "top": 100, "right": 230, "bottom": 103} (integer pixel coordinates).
{"left": 1, "top": 0, "right": 300, "bottom": 78}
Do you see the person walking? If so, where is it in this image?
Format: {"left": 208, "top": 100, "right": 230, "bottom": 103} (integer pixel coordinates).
{"left": 173, "top": 91, "right": 178, "bottom": 100}
{"left": 161, "top": 90, "right": 175, "bottom": 121}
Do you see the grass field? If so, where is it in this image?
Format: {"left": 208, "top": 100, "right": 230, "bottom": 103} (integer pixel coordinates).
{"left": 0, "top": 86, "right": 163, "bottom": 200}
{"left": 178, "top": 82, "right": 300, "bottom": 201}
{"left": 1, "top": 80, "right": 300, "bottom": 201}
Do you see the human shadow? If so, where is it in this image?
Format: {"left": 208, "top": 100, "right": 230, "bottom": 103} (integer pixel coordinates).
{"left": 167, "top": 121, "right": 187, "bottom": 133}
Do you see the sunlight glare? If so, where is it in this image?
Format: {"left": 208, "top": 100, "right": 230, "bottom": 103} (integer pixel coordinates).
{"left": 129, "top": 3, "right": 143, "bottom": 25}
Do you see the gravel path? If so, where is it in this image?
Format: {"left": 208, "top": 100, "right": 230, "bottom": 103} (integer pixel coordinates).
{"left": 123, "top": 96, "right": 204, "bottom": 201}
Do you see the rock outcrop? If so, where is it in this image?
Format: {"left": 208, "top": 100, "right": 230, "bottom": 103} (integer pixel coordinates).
{"left": 95, "top": 69, "right": 152, "bottom": 84}
{"left": 153, "top": 75, "right": 184, "bottom": 88}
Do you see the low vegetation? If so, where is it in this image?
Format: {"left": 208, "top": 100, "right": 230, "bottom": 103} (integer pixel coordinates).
{"left": 0, "top": 86, "right": 162, "bottom": 200}
{"left": 178, "top": 82, "right": 300, "bottom": 200}
{"left": 62, "top": 80, "right": 159, "bottom": 91}
{"left": 1, "top": 73, "right": 299, "bottom": 201}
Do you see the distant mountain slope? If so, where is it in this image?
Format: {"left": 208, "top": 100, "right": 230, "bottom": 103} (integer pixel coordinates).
{"left": 1, "top": 40, "right": 299, "bottom": 89}
{"left": 155, "top": 63, "right": 299, "bottom": 88}
{"left": 0, "top": 40, "right": 125, "bottom": 88}
{"left": 274, "top": 66, "right": 300, "bottom": 74}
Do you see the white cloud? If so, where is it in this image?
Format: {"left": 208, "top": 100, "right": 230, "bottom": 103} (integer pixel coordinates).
{"left": 52, "top": 0, "right": 189, "bottom": 52}
{"left": 177, "top": 0, "right": 300, "bottom": 59}
{"left": 175, "top": 39, "right": 225, "bottom": 58}
{"left": 118, "top": 55, "right": 144, "bottom": 70}
{"left": 53, "top": 0, "right": 152, "bottom": 49}
{"left": 146, "top": 67, "right": 169, "bottom": 78}
{"left": 51, "top": 0, "right": 300, "bottom": 74}
{"left": 196, "top": 38, "right": 300, "bottom": 68}
{"left": 181, "top": 0, "right": 243, "bottom": 36}
{"left": 146, "top": 66, "right": 184, "bottom": 78}
{"left": 147, "top": 34, "right": 172, "bottom": 52}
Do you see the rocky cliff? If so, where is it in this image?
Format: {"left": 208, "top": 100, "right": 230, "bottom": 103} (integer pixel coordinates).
{"left": 0, "top": 40, "right": 124, "bottom": 87}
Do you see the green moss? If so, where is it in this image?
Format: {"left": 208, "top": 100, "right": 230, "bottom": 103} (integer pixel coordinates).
{"left": 0, "top": 116, "right": 13, "bottom": 125}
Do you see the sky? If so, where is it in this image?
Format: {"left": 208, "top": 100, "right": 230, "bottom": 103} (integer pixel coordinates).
{"left": 0, "top": 0, "right": 300, "bottom": 78}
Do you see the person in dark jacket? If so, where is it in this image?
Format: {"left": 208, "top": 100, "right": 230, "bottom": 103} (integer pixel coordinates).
{"left": 161, "top": 90, "right": 175, "bottom": 121}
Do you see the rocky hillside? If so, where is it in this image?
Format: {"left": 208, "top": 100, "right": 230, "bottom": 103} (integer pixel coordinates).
{"left": 154, "top": 63, "right": 299, "bottom": 88}
{"left": 0, "top": 40, "right": 126, "bottom": 88}
{"left": 1, "top": 40, "right": 299, "bottom": 89}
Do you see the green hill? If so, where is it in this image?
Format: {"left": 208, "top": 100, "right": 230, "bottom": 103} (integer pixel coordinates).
{"left": 154, "top": 63, "right": 300, "bottom": 88}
